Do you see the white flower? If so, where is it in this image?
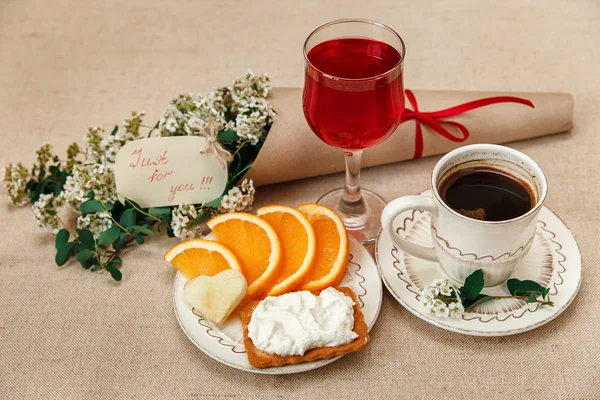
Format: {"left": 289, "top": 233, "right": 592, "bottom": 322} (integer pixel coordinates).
{"left": 218, "top": 180, "right": 255, "bottom": 214}
{"left": 432, "top": 278, "right": 449, "bottom": 289}
{"left": 171, "top": 223, "right": 182, "bottom": 238}
{"left": 229, "top": 187, "right": 242, "bottom": 200}
{"left": 187, "top": 116, "right": 204, "bottom": 132}
{"left": 241, "top": 179, "right": 255, "bottom": 195}
{"left": 165, "top": 117, "right": 178, "bottom": 133}
{"left": 239, "top": 195, "right": 251, "bottom": 207}
{"left": 174, "top": 214, "right": 189, "bottom": 226}
{"left": 424, "top": 286, "right": 439, "bottom": 298}
{"left": 32, "top": 194, "right": 61, "bottom": 234}
{"left": 2, "top": 162, "right": 30, "bottom": 207}
{"left": 449, "top": 302, "right": 465, "bottom": 319}
{"left": 60, "top": 161, "right": 118, "bottom": 212}
{"left": 440, "top": 284, "right": 454, "bottom": 297}
{"left": 76, "top": 211, "right": 112, "bottom": 239}
{"left": 420, "top": 286, "right": 439, "bottom": 306}
{"left": 105, "top": 147, "right": 118, "bottom": 163}
{"left": 219, "top": 195, "right": 235, "bottom": 212}
{"left": 34, "top": 143, "right": 55, "bottom": 168}
{"left": 178, "top": 228, "right": 196, "bottom": 241}
{"left": 171, "top": 204, "right": 198, "bottom": 237}
{"left": 84, "top": 126, "right": 105, "bottom": 160}
{"left": 433, "top": 299, "right": 449, "bottom": 318}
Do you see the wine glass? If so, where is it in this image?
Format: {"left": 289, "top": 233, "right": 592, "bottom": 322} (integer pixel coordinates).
{"left": 303, "top": 19, "right": 406, "bottom": 244}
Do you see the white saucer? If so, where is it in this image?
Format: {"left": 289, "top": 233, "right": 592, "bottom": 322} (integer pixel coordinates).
{"left": 375, "top": 189, "right": 582, "bottom": 336}
{"left": 173, "top": 236, "right": 383, "bottom": 374}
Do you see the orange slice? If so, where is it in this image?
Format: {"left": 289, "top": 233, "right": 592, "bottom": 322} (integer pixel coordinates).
{"left": 257, "top": 205, "right": 317, "bottom": 296}
{"left": 164, "top": 239, "right": 242, "bottom": 278}
{"left": 297, "top": 204, "right": 349, "bottom": 291}
{"left": 206, "top": 212, "right": 282, "bottom": 299}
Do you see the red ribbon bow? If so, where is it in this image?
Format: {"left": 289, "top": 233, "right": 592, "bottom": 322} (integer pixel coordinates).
{"left": 400, "top": 89, "right": 535, "bottom": 159}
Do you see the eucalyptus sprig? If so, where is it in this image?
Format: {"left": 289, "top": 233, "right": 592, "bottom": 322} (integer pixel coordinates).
{"left": 2, "top": 70, "right": 274, "bottom": 281}
{"left": 54, "top": 193, "right": 172, "bottom": 280}
{"left": 421, "top": 269, "right": 553, "bottom": 319}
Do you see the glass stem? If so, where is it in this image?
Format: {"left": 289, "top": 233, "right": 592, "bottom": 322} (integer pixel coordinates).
{"left": 339, "top": 150, "right": 366, "bottom": 215}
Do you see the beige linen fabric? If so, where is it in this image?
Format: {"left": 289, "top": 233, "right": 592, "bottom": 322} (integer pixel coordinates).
{"left": 0, "top": 0, "right": 598, "bottom": 398}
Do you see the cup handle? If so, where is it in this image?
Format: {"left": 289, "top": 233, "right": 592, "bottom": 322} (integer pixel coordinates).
{"left": 381, "top": 196, "right": 439, "bottom": 262}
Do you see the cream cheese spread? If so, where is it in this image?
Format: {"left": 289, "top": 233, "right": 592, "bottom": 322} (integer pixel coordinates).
{"left": 247, "top": 287, "right": 358, "bottom": 356}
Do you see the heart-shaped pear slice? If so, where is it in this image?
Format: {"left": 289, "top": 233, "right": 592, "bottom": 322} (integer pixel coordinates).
{"left": 184, "top": 269, "right": 248, "bottom": 324}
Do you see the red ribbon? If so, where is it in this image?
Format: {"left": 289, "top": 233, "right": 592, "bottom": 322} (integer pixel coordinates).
{"left": 401, "top": 89, "right": 535, "bottom": 159}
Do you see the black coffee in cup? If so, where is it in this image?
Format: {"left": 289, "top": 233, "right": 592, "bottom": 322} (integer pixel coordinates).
{"left": 438, "top": 167, "right": 534, "bottom": 222}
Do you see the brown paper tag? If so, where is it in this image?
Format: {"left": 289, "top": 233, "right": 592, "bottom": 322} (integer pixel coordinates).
{"left": 114, "top": 137, "right": 227, "bottom": 207}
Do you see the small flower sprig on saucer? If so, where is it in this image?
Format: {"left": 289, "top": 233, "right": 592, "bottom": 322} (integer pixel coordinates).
{"left": 421, "top": 279, "right": 464, "bottom": 318}
{"left": 1, "top": 70, "right": 274, "bottom": 281}
{"left": 421, "top": 269, "right": 554, "bottom": 319}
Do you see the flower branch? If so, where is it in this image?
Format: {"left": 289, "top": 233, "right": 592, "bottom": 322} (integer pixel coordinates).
{"left": 2, "top": 70, "right": 274, "bottom": 281}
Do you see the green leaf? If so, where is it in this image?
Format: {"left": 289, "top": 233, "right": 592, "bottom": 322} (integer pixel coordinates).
{"left": 229, "top": 162, "right": 253, "bottom": 188}
{"left": 98, "top": 226, "right": 121, "bottom": 246}
{"left": 507, "top": 279, "right": 548, "bottom": 297}
{"left": 464, "top": 295, "right": 495, "bottom": 310}
{"left": 125, "top": 198, "right": 142, "bottom": 210}
{"left": 46, "top": 209, "right": 57, "bottom": 216}
{"left": 75, "top": 249, "right": 96, "bottom": 262}
{"left": 459, "top": 269, "right": 485, "bottom": 301}
{"left": 87, "top": 191, "right": 95, "bottom": 199}
{"left": 105, "top": 265, "right": 122, "bottom": 281}
{"left": 111, "top": 256, "right": 122, "bottom": 266}
{"left": 134, "top": 234, "right": 144, "bottom": 244}
{"left": 527, "top": 293, "right": 538, "bottom": 303}
{"left": 120, "top": 208, "right": 137, "bottom": 227}
{"left": 76, "top": 229, "right": 95, "bottom": 250}
{"left": 111, "top": 125, "right": 118, "bottom": 136}
{"left": 131, "top": 225, "right": 154, "bottom": 236}
{"left": 80, "top": 199, "right": 104, "bottom": 214}
{"left": 74, "top": 242, "right": 86, "bottom": 254}
{"left": 217, "top": 130, "right": 239, "bottom": 144}
{"left": 55, "top": 229, "right": 70, "bottom": 250}
{"left": 148, "top": 207, "right": 171, "bottom": 218}
{"left": 104, "top": 202, "right": 114, "bottom": 211}
{"left": 112, "top": 232, "right": 129, "bottom": 250}
{"left": 80, "top": 258, "right": 96, "bottom": 269}
{"left": 90, "top": 265, "right": 103, "bottom": 272}
{"left": 194, "top": 211, "right": 206, "bottom": 224}
{"left": 542, "top": 287, "right": 550, "bottom": 300}
{"left": 55, "top": 242, "right": 75, "bottom": 266}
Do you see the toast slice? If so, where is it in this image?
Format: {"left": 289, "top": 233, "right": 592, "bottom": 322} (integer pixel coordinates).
{"left": 240, "top": 287, "right": 369, "bottom": 369}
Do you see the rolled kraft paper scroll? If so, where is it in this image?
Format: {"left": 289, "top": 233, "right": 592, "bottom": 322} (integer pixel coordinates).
{"left": 245, "top": 87, "right": 574, "bottom": 186}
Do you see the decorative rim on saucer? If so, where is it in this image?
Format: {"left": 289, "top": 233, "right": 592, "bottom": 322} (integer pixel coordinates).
{"left": 173, "top": 236, "right": 383, "bottom": 374}
{"left": 375, "top": 189, "right": 582, "bottom": 336}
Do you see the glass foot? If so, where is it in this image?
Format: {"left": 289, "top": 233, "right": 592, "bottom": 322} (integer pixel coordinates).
{"left": 316, "top": 188, "right": 386, "bottom": 245}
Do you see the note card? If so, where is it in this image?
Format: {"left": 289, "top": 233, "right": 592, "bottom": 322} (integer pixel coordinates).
{"left": 114, "top": 136, "right": 228, "bottom": 208}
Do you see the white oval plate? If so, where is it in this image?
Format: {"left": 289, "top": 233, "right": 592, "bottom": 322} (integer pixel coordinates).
{"left": 173, "top": 236, "right": 383, "bottom": 374}
{"left": 376, "top": 189, "right": 582, "bottom": 336}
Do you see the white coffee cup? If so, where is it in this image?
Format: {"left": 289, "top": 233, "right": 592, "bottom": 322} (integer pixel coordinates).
{"left": 381, "top": 144, "right": 548, "bottom": 287}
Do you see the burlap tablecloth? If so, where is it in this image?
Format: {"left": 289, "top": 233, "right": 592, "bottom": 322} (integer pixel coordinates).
{"left": 1, "top": 1, "right": 598, "bottom": 398}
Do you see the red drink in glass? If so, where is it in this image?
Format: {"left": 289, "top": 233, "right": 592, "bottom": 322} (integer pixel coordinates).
{"left": 303, "top": 20, "right": 405, "bottom": 244}
{"left": 303, "top": 38, "right": 405, "bottom": 150}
